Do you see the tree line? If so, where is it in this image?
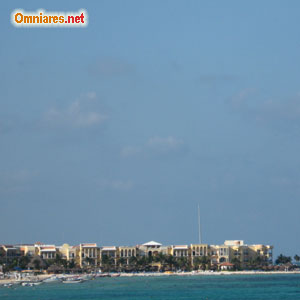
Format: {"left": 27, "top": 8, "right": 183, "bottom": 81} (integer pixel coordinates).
{"left": 1, "top": 252, "right": 299, "bottom": 273}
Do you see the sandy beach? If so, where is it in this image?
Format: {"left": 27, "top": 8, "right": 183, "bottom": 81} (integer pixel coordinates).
{"left": 1, "top": 271, "right": 300, "bottom": 285}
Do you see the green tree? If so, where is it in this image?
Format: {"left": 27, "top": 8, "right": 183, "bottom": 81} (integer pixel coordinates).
{"left": 129, "top": 256, "right": 137, "bottom": 266}
{"left": 165, "top": 255, "right": 177, "bottom": 271}
{"left": 177, "top": 257, "right": 190, "bottom": 271}
{"left": 193, "top": 257, "right": 202, "bottom": 270}
{"left": 118, "top": 257, "right": 127, "bottom": 271}
{"left": 198, "top": 256, "right": 210, "bottom": 270}
{"left": 136, "top": 256, "right": 148, "bottom": 271}
{"left": 275, "top": 254, "right": 291, "bottom": 265}
{"left": 68, "top": 260, "right": 76, "bottom": 269}
{"left": 85, "top": 257, "right": 95, "bottom": 266}
{"left": 248, "top": 256, "right": 264, "bottom": 269}
{"left": 101, "top": 255, "right": 114, "bottom": 272}
{"left": 294, "top": 255, "right": 300, "bottom": 263}
{"left": 33, "top": 259, "right": 41, "bottom": 270}
{"left": 231, "top": 257, "right": 241, "bottom": 270}
{"left": 19, "top": 255, "right": 30, "bottom": 269}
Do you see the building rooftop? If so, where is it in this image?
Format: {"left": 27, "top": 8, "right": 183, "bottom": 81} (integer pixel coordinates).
{"left": 102, "top": 246, "right": 116, "bottom": 251}
{"left": 81, "top": 243, "right": 97, "bottom": 247}
{"left": 142, "top": 241, "right": 162, "bottom": 246}
{"left": 173, "top": 245, "right": 189, "bottom": 250}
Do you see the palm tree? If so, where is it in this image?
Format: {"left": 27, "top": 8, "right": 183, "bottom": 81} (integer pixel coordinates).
{"left": 118, "top": 257, "right": 127, "bottom": 271}
{"left": 177, "top": 257, "right": 190, "bottom": 271}
{"left": 129, "top": 256, "right": 137, "bottom": 267}
{"left": 193, "top": 257, "right": 202, "bottom": 270}
{"left": 231, "top": 257, "right": 241, "bottom": 270}
{"left": 19, "top": 255, "right": 30, "bottom": 269}
{"left": 275, "top": 254, "right": 291, "bottom": 265}
{"left": 294, "top": 255, "right": 300, "bottom": 263}
{"left": 198, "top": 256, "right": 210, "bottom": 270}
{"left": 85, "top": 257, "right": 95, "bottom": 267}
{"left": 101, "top": 255, "right": 114, "bottom": 272}
{"left": 136, "top": 256, "right": 148, "bottom": 271}
{"left": 165, "top": 255, "right": 177, "bottom": 271}
{"left": 33, "top": 259, "right": 41, "bottom": 270}
{"left": 249, "top": 256, "right": 263, "bottom": 269}
{"left": 68, "top": 260, "right": 76, "bottom": 269}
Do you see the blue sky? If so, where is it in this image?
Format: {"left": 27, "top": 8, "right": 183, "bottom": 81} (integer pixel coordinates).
{"left": 1, "top": 1, "right": 300, "bottom": 257}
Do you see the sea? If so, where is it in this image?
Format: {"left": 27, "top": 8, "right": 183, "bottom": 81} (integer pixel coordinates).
{"left": 1, "top": 274, "right": 300, "bottom": 300}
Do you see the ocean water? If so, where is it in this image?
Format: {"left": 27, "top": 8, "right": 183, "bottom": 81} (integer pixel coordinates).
{"left": 1, "top": 274, "right": 300, "bottom": 300}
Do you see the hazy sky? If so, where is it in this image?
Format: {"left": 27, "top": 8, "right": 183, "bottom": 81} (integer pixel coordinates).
{"left": 1, "top": 1, "right": 300, "bottom": 257}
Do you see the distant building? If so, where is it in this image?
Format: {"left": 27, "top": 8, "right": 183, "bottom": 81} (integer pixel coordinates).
{"left": 35, "top": 244, "right": 57, "bottom": 259}
{"left": 0, "top": 245, "right": 22, "bottom": 262}
{"left": 1, "top": 239, "right": 273, "bottom": 270}
{"left": 79, "top": 243, "right": 99, "bottom": 267}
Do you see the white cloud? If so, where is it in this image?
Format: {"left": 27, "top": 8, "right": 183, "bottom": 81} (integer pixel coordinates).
{"left": 45, "top": 92, "right": 107, "bottom": 128}
{"left": 230, "top": 89, "right": 300, "bottom": 128}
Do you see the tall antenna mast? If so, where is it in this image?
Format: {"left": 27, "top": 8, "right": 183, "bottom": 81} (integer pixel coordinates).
{"left": 198, "top": 204, "right": 202, "bottom": 244}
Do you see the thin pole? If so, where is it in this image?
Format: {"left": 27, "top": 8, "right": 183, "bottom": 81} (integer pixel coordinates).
{"left": 198, "top": 204, "right": 202, "bottom": 244}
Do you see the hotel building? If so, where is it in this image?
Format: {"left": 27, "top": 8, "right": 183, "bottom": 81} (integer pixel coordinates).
{"left": 1, "top": 240, "right": 273, "bottom": 269}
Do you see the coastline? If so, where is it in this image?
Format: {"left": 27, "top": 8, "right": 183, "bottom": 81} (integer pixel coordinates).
{"left": 1, "top": 271, "right": 300, "bottom": 285}
{"left": 119, "top": 270, "right": 300, "bottom": 277}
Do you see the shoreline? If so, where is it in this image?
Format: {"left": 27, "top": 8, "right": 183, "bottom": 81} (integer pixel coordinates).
{"left": 1, "top": 271, "right": 300, "bottom": 285}
{"left": 119, "top": 270, "right": 300, "bottom": 277}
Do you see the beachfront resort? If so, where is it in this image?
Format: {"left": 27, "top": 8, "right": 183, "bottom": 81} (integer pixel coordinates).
{"left": 0, "top": 240, "right": 273, "bottom": 273}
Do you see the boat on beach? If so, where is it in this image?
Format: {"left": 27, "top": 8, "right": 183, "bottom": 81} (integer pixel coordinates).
{"left": 62, "top": 278, "right": 84, "bottom": 284}
{"left": 21, "top": 281, "right": 43, "bottom": 287}
{"left": 61, "top": 276, "right": 85, "bottom": 284}
{"left": 43, "top": 275, "right": 60, "bottom": 283}
{"left": 3, "top": 283, "right": 14, "bottom": 288}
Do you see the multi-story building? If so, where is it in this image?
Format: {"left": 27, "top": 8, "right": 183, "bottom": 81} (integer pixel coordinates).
{"left": 137, "top": 241, "right": 162, "bottom": 257}
{"left": 1, "top": 239, "right": 273, "bottom": 270}
{"left": 190, "top": 243, "right": 209, "bottom": 265}
{"left": 172, "top": 245, "right": 189, "bottom": 258}
{"left": 17, "top": 244, "right": 35, "bottom": 257}
{"left": 225, "top": 240, "right": 273, "bottom": 267}
{"left": 208, "top": 244, "right": 230, "bottom": 264}
{"left": 35, "top": 244, "right": 57, "bottom": 260}
{"left": 79, "top": 243, "right": 99, "bottom": 267}
{"left": 58, "top": 244, "right": 78, "bottom": 262}
{"left": 118, "top": 246, "right": 137, "bottom": 264}
{"left": 100, "top": 246, "right": 117, "bottom": 266}
{"left": 0, "top": 245, "right": 22, "bottom": 262}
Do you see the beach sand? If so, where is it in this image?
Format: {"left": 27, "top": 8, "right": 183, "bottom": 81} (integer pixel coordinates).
{"left": 1, "top": 271, "right": 300, "bottom": 285}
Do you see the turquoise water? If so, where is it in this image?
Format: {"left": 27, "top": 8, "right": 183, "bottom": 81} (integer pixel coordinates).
{"left": 1, "top": 274, "right": 300, "bottom": 299}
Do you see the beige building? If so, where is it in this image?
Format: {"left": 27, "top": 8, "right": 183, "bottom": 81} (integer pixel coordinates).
{"left": 137, "top": 241, "right": 163, "bottom": 257}
{"left": 79, "top": 243, "right": 99, "bottom": 267}
{"left": 172, "top": 245, "right": 189, "bottom": 258}
{"left": 225, "top": 240, "right": 273, "bottom": 267}
{"left": 101, "top": 246, "right": 117, "bottom": 265}
{"left": 17, "top": 244, "right": 35, "bottom": 257}
{"left": 3, "top": 239, "right": 273, "bottom": 270}
{"left": 58, "top": 244, "right": 78, "bottom": 261}
{"left": 35, "top": 244, "right": 57, "bottom": 259}
{"left": 190, "top": 243, "right": 209, "bottom": 265}
{"left": 209, "top": 244, "right": 230, "bottom": 264}
{"left": 118, "top": 246, "right": 137, "bottom": 264}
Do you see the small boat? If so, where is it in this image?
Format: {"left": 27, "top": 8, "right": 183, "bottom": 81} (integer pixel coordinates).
{"left": 22, "top": 281, "right": 43, "bottom": 287}
{"left": 96, "top": 273, "right": 111, "bottom": 278}
{"left": 43, "top": 276, "right": 60, "bottom": 283}
{"left": 3, "top": 283, "right": 13, "bottom": 287}
{"left": 62, "top": 278, "right": 84, "bottom": 284}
